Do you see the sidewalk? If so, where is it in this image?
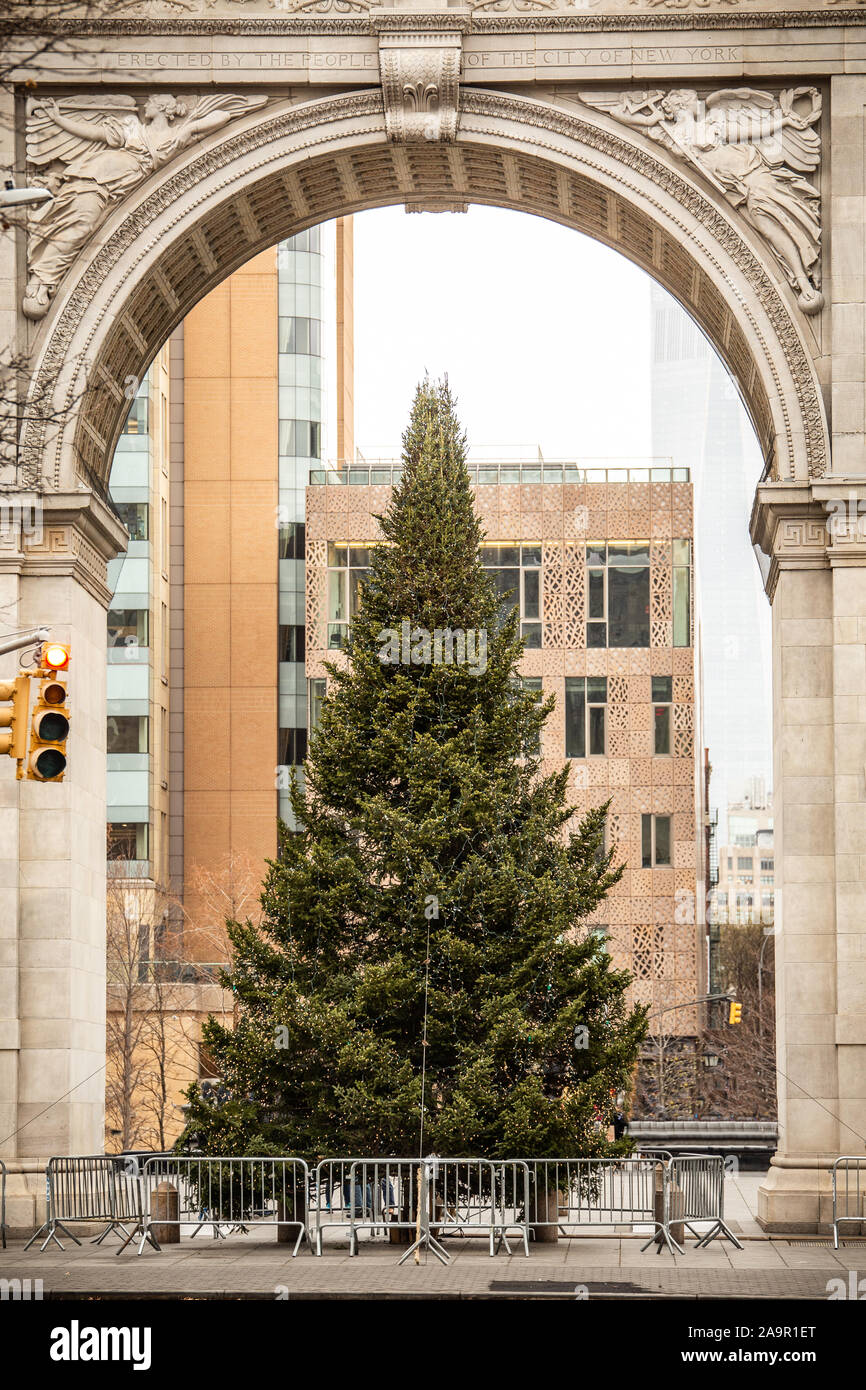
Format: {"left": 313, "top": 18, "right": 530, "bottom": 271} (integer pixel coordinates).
{"left": 2, "top": 1170, "right": 862, "bottom": 1300}
{"left": 2, "top": 1231, "right": 862, "bottom": 1300}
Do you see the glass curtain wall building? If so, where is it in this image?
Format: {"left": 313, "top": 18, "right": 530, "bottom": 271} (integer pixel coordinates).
{"left": 106, "top": 347, "right": 172, "bottom": 891}
{"left": 278, "top": 227, "right": 329, "bottom": 826}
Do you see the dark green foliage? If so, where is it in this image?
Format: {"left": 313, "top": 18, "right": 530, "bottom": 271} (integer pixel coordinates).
{"left": 181, "top": 378, "right": 646, "bottom": 1161}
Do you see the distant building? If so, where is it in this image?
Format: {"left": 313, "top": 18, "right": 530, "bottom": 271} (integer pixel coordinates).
{"left": 712, "top": 796, "right": 774, "bottom": 926}
{"left": 650, "top": 282, "right": 772, "bottom": 820}
{"left": 308, "top": 458, "right": 708, "bottom": 1040}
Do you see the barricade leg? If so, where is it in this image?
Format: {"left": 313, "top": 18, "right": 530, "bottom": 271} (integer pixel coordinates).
{"left": 25, "top": 1220, "right": 81, "bottom": 1253}
{"left": 397, "top": 1165, "right": 451, "bottom": 1267}
{"left": 23, "top": 1222, "right": 49, "bottom": 1252}
{"left": 92, "top": 1220, "right": 131, "bottom": 1246}
{"left": 641, "top": 1222, "right": 683, "bottom": 1256}
{"left": 692, "top": 1219, "right": 743, "bottom": 1250}
{"left": 115, "top": 1216, "right": 160, "bottom": 1256}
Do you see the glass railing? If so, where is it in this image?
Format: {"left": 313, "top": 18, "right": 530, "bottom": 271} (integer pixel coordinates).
{"left": 309, "top": 461, "right": 689, "bottom": 486}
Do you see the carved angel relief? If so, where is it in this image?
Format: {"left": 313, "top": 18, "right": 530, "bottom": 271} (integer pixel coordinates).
{"left": 23, "top": 93, "right": 268, "bottom": 320}
{"left": 580, "top": 87, "right": 824, "bottom": 314}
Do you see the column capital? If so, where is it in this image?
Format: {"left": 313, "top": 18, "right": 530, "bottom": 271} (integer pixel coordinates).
{"left": 813, "top": 481, "right": 866, "bottom": 567}
{"left": 0, "top": 489, "right": 128, "bottom": 608}
{"left": 750, "top": 481, "right": 829, "bottom": 601}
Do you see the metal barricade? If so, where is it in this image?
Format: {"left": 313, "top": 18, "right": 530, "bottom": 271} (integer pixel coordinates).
{"left": 833, "top": 1157, "right": 866, "bottom": 1248}
{"left": 312, "top": 1159, "right": 381, "bottom": 1254}
{"left": 490, "top": 1160, "right": 531, "bottom": 1256}
{"left": 409, "top": 1158, "right": 525, "bottom": 1258}
{"left": 0, "top": 1158, "right": 5, "bottom": 1249}
{"left": 522, "top": 1156, "right": 679, "bottom": 1254}
{"left": 311, "top": 1158, "right": 419, "bottom": 1255}
{"left": 24, "top": 1155, "right": 135, "bottom": 1252}
{"left": 346, "top": 1159, "right": 423, "bottom": 1256}
{"left": 311, "top": 1158, "right": 528, "bottom": 1258}
{"left": 117, "top": 1156, "right": 310, "bottom": 1256}
{"left": 669, "top": 1154, "right": 742, "bottom": 1249}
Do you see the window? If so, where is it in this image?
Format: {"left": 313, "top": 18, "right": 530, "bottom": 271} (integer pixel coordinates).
{"left": 737, "top": 856, "right": 753, "bottom": 871}
{"left": 279, "top": 419, "right": 321, "bottom": 459}
{"left": 113, "top": 502, "right": 148, "bottom": 541}
{"left": 652, "top": 676, "right": 672, "bottom": 754}
{"left": 279, "top": 316, "right": 322, "bottom": 356}
{"left": 586, "top": 542, "right": 650, "bottom": 648}
{"left": 107, "top": 715, "right": 148, "bottom": 754}
{"left": 280, "top": 625, "right": 306, "bottom": 663}
{"left": 673, "top": 539, "right": 691, "bottom": 647}
{"left": 279, "top": 522, "right": 305, "bottom": 560}
{"left": 107, "top": 609, "right": 148, "bottom": 648}
{"left": 641, "top": 813, "right": 671, "bottom": 867}
{"left": 121, "top": 394, "right": 149, "bottom": 435}
{"left": 565, "top": 677, "right": 607, "bottom": 758}
{"left": 161, "top": 601, "right": 168, "bottom": 679}
{"left": 480, "top": 544, "right": 542, "bottom": 647}
{"left": 107, "top": 821, "right": 149, "bottom": 862}
{"left": 760, "top": 858, "right": 774, "bottom": 872}
{"left": 309, "top": 678, "right": 326, "bottom": 734}
{"left": 760, "top": 874, "right": 773, "bottom": 886}
{"left": 161, "top": 497, "right": 168, "bottom": 574}
{"left": 520, "top": 676, "right": 542, "bottom": 756}
{"left": 160, "top": 394, "right": 168, "bottom": 474}
{"left": 327, "top": 543, "right": 370, "bottom": 649}
{"left": 727, "top": 856, "right": 733, "bottom": 871}
{"left": 278, "top": 727, "right": 307, "bottom": 766}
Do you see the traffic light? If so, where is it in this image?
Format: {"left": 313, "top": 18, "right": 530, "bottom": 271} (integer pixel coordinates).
{"left": 728, "top": 1001, "right": 742, "bottom": 1025}
{"left": 27, "top": 653, "right": 70, "bottom": 782}
{"left": 0, "top": 674, "right": 30, "bottom": 766}
{"left": 39, "top": 641, "right": 70, "bottom": 673}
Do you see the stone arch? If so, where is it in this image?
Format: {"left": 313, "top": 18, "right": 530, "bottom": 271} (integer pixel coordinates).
{"left": 20, "top": 86, "right": 828, "bottom": 492}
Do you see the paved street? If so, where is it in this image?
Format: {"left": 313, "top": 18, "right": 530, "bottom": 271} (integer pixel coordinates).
{"left": 3, "top": 1172, "right": 862, "bottom": 1300}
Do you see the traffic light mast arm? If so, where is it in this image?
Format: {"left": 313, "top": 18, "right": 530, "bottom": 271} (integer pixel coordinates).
{"left": 0, "top": 627, "right": 48, "bottom": 658}
{"left": 644, "top": 992, "right": 734, "bottom": 1024}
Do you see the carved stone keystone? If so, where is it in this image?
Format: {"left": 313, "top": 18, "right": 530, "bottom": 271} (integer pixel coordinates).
{"left": 379, "top": 32, "right": 462, "bottom": 143}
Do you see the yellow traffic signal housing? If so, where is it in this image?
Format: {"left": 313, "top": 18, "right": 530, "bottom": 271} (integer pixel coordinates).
{"left": 0, "top": 674, "right": 31, "bottom": 767}
{"left": 27, "top": 674, "right": 69, "bottom": 782}
{"left": 728, "top": 1001, "right": 742, "bottom": 1025}
{"left": 39, "top": 641, "right": 70, "bottom": 673}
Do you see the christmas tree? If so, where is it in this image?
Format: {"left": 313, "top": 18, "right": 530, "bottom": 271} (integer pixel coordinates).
{"left": 181, "top": 378, "right": 646, "bottom": 1161}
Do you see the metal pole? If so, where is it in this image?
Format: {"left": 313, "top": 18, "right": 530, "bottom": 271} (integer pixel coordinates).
{"left": 0, "top": 626, "right": 48, "bottom": 658}
{"left": 758, "top": 929, "right": 772, "bottom": 1041}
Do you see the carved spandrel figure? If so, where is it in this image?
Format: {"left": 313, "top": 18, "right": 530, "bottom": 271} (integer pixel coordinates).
{"left": 23, "top": 93, "right": 268, "bottom": 320}
{"left": 580, "top": 87, "right": 824, "bottom": 315}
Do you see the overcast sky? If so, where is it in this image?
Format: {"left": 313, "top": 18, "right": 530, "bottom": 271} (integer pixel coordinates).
{"left": 353, "top": 205, "right": 653, "bottom": 459}
{"left": 351, "top": 205, "right": 772, "bottom": 815}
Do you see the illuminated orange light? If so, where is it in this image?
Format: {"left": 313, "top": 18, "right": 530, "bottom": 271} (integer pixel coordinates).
{"left": 42, "top": 643, "right": 70, "bottom": 671}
